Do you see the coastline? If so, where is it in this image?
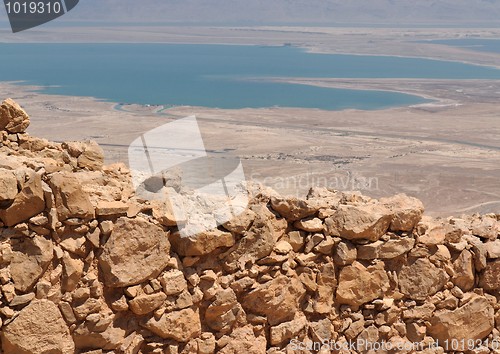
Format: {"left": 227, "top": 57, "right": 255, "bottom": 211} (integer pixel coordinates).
{"left": 3, "top": 26, "right": 500, "bottom": 68}
{"left": 0, "top": 27, "right": 499, "bottom": 216}
{"left": 1, "top": 80, "right": 498, "bottom": 217}
{"left": 302, "top": 46, "right": 500, "bottom": 70}
{"left": 257, "top": 77, "right": 444, "bottom": 104}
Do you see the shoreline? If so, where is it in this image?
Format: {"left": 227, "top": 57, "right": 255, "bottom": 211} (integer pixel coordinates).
{"left": 2, "top": 39, "right": 500, "bottom": 70}
{"left": 3, "top": 25, "right": 500, "bottom": 68}
{"left": 258, "top": 77, "right": 444, "bottom": 104}
{"left": 302, "top": 45, "right": 500, "bottom": 70}
{"left": 0, "top": 60, "right": 499, "bottom": 217}
{"left": 0, "top": 77, "right": 431, "bottom": 113}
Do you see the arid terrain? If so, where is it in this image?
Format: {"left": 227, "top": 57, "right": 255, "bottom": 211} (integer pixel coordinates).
{"left": 0, "top": 26, "right": 499, "bottom": 216}
{"left": 0, "top": 98, "right": 499, "bottom": 353}
{"left": 0, "top": 22, "right": 499, "bottom": 352}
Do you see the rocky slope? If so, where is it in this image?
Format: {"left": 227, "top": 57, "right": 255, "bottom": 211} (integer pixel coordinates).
{"left": 0, "top": 98, "right": 499, "bottom": 353}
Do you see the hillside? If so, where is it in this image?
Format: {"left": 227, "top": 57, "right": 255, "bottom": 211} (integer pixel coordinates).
{"left": 0, "top": 98, "right": 498, "bottom": 353}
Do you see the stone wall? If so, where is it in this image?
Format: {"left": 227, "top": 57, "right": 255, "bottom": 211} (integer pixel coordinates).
{"left": 0, "top": 98, "right": 499, "bottom": 353}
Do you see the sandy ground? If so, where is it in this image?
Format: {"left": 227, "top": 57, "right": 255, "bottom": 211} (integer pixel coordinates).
{"left": 1, "top": 79, "right": 498, "bottom": 217}
{"left": 0, "top": 27, "right": 499, "bottom": 216}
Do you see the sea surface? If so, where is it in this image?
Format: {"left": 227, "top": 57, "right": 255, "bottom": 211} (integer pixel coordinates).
{"left": 1, "top": 43, "right": 500, "bottom": 109}
{"left": 429, "top": 38, "right": 500, "bottom": 54}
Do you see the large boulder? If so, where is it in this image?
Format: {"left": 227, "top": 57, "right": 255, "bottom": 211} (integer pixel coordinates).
{"left": 0, "top": 169, "right": 45, "bottom": 227}
{"left": 99, "top": 217, "right": 170, "bottom": 287}
{"left": 398, "top": 258, "right": 449, "bottom": 300}
{"left": 380, "top": 194, "right": 424, "bottom": 232}
{"left": 170, "top": 228, "right": 235, "bottom": 257}
{"left": 243, "top": 275, "right": 306, "bottom": 326}
{"left": 270, "top": 196, "right": 317, "bottom": 221}
{"left": 2, "top": 299, "right": 74, "bottom": 353}
{"left": 48, "top": 172, "right": 95, "bottom": 220}
{"left": 77, "top": 140, "right": 104, "bottom": 171}
{"left": 325, "top": 204, "right": 392, "bottom": 241}
{"left": 428, "top": 296, "right": 494, "bottom": 347}
{"left": 357, "top": 237, "right": 415, "bottom": 260}
{"left": 141, "top": 307, "right": 201, "bottom": 342}
{"left": 10, "top": 235, "right": 53, "bottom": 292}
{"left": 336, "top": 261, "right": 389, "bottom": 307}
{"left": 0, "top": 98, "right": 30, "bottom": 133}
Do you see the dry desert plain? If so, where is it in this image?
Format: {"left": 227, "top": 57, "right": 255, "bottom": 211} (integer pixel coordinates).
{"left": 0, "top": 26, "right": 499, "bottom": 216}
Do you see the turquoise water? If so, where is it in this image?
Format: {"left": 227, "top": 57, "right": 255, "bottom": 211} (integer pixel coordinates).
{"left": 1, "top": 43, "right": 500, "bottom": 109}
{"left": 429, "top": 39, "right": 500, "bottom": 54}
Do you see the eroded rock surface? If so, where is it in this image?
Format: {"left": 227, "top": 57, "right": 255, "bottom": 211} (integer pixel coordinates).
{"left": 2, "top": 299, "right": 74, "bottom": 354}
{"left": 99, "top": 217, "right": 170, "bottom": 287}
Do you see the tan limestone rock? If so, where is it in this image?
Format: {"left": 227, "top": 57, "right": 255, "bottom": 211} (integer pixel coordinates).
{"left": 77, "top": 140, "right": 104, "bottom": 171}
{"left": 333, "top": 240, "right": 357, "bottom": 266}
{"left": 270, "top": 196, "right": 317, "bottom": 221}
{"left": 0, "top": 98, "right": 30, "bottom": 133}
{"left": 72, "top": 315, "right": 127, "bottom": 350}
{"left": 151, "top": 199, "right": 179, "bottom": 227}
{"left": 129, "top": 292, "right": 168, "bottom": 315}
{"left": 142, "top": 307, "right": 201, "bottom": 342}
{"left": 380, "top": 194, "right": 424, "bottom": 232}
{"left": 471, "top": 215, "right": 499, "bottom": 240}
{"left": 218, "top": 325, "right": 267, "bottom": 354}
{"left": 99, "top": 217, "right": 170, "bottom": 287}
{"left": 170, "top": 228, "right": 235, "bottom": 256}
{"left": 0, "top": 170, "right": 45, "bottom": 227}
{"left": 10, "top": 235, "right": 53, "bottom": 292}
{"left": 48, "top": 172, "right": 95, "bottom": 220}
{"left": 357, "top": 237, "right": 415, "bottom": 260}
{"left": 294, "top": 217, "right": 324, "bottom": 232}
{"left": 61, "top": 252, "right": 84, "bottom": 292}
{"left": 160, "top": 269, "right": 188, "bottom": 295}
{"left": 243, "top": 275, "right": 305, "bottom": 326}
{"left": 95, "top": 200, "right": 129, "bottom": 217}
{"left": 399, "top": 258, "right": 449, "bottom": 301}
{"left": 429, "top": 295, "right": 494, "bottom": 346}
{"left": 1, "top": 299, "right": 74, "bottom": 354}
{"left": 485, "top": 240, "right": 500, "bottom": 259}
{"left": 479, "top": 259, "right": 500, "bottom": 291}
{"left": 452, "top": 249, "right": 475, "bottom": 291}
{"left": 325, "top": 204, "right": 392, "bottom": 241}
{"left": 205, "top": 288, "right": 242, "bottom": 332}
{"left": 0, "top": 168, "right": 18, "bottom": 203}
{"left": 222, "top": 208, "right": 256, "bottom": 234}
{"left": 270, "top": 315, "right": 307, "bottom": 345}
{"left": 336, "top": 261, "right": 389, "bottom": 307}
{"left": 223, "top": 213, "right": 276, "bottom": 272}
{"left": 314, "top": 262, "right": 337, "bottom": 314}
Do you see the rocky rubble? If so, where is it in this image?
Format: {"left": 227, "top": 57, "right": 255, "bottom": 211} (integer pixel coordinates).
{"left": 0, "top": 98, "right": 499, "bottom": 353}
